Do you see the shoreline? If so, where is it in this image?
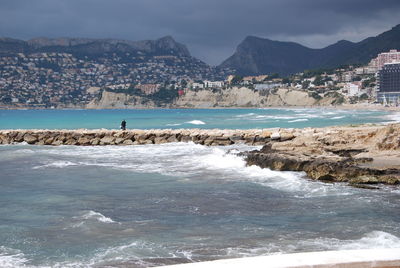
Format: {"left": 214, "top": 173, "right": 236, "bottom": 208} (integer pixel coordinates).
{"left": 0, "top": 103, "right": 399, "bottom": 112}
{"left": 157, "top": 248, "right": 400, "bottom": 268}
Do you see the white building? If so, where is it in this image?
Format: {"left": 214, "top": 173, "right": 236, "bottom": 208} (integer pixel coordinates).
{"left": 255, "top": 83, "right": 282, "bottom": 90}
{"left": 204, "top": 81, "right": 224, "bottom": 88}
{"left": 191, "top": 82, "right": 204, "bottom": 89}
{"left": 344, "top": 82, "right": 362, "bottom": 97}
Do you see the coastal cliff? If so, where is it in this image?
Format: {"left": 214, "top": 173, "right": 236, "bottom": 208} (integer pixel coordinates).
{"left": 87, "top": 87, "right": 341, "bottom": 108}
{"left": 86, "top": 91, "right": 157, "bottom": 109}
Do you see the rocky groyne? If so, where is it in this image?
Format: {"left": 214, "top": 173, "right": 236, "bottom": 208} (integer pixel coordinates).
{"left": 0, "top": 129, "right": 288, "bottom": 146}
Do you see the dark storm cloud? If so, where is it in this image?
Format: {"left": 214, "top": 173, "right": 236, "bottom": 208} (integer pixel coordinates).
{"left": 0, "top": 0, "right": 399, "bottom": 64}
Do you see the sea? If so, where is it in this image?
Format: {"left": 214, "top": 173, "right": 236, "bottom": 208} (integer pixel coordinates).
{"left": 0, "top": 108, "right": 400, "bottom": 267}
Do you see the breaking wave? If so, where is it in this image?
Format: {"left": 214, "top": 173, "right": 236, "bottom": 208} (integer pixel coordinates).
{"left": 288, "top": 119, "right": 309, "bottom": 123}
{"left": 28, "top": 143, "right": 356, "bottom": 198}
{"left": 299, "top": 231, "right": 400, "bottom": 251}
{"left": 78, "top": 210, "right": 116, "bottom": 223}
{"left": 186, "top": 120, "right": 206, "bottom": 125}
{"left": 0, "top": 247, "right": 29, "bottom": 268}
{"left": 33, "top": 160, "right": 78, "bottom": 169}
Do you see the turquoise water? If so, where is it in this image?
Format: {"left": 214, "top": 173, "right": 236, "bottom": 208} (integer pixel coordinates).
{"left": 1, "top": 108, "right": 400, "bottom": 267}
{"left": 0, "top": 143, "right": 400, "bottom": 267}
{"left": 0, "top": 108, "right": 397, "bottom": 129}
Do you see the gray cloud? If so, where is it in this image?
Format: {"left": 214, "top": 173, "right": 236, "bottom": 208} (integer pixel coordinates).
{"left": 0, "top": 0, "right": 399, "bottom": 65}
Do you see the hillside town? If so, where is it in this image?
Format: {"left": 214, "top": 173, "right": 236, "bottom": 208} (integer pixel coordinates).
{"left": 0, "top": 49, "right": 400, "bottom": 108}
{"left": 0, "top": 52, "right": 231, "bottom": 107}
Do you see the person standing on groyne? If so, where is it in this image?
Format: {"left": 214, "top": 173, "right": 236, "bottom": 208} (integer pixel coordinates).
{"left": 120, "top": 120, "right": 126, "bottom": 130}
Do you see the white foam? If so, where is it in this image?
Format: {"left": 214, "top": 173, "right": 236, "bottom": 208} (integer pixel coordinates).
{"left": 32, "top": 161, "right": 78, "bottom": 169}
{"left": 287, "top": 119, "right": 309, "bottom": 123}
{"left": 71, "top": 210, "right": 117, "bottom": 228}
{"left": 235, "top": 113, "right": 256, "bottom": 118}
{"left": 194, "top": 147, "right": 351, "bottom": 197}
{"left": 386, "top": 112, "right": 400, "bottom": 122}
{"left": 55, "top": 240, "right": 185, "bottom": 268}
{"left": 186, "top": 120, "right": 206, "bottom": 125}
{"left": 0, "top": 246, "right": 29, "bottom": 268}
{"left": 82, "top": 210, "right": 115, "bottom": 223}
{"left": 330, "top": 116, "right": 345, "bottom": 120}
{"left": 300, "top": 231, "right": 400, "bottom": 251}
{"left": 166, "top": 123, "right": 182, "bottom": 126}
{"left": 31, "top": 143, "right": 353, "bottom": 197}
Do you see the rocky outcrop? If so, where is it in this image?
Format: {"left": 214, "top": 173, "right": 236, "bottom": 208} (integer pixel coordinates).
{"left": 245, "top": 124, "right": 400, "bottom": 186}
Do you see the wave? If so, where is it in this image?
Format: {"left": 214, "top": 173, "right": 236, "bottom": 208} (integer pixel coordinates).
{"left": 186, "top": 120, "right": 206, "bottom": 125}
{"left": 330, "top": 116, "right": 345, "bottom": 120}
{"left": 52, "top": 240, "right": 193, "bottom": 268}
{"left": 221, "top": 231, "right": 400, "bottom": 260}
{"left": 0, "top": 246, "right": 28, "bottom": 268}
{"left": 235, "top": 113, "right": 256, "bottom": 118}
{"left": 166, "top": 123, "right": 182, "bottom": 126}
{"left": 299, "top": 231, "right": 400, "bottom": 251}
{"left": 79, "top": 210, "right": 116, "bottom": 223}
{"left": 193, "top": 147, "right": 352, "bottom": 197}
{"left": 288, "top": 119, "right": 309, "bottom": 123}
{"left": 33, "top": 160, "right": 78, "bottom": 169}
{"left": 28, "top": 143, "right": 354, "bottom": 198}
{"left": 70, "top": 210, "right": 117, "bottom": 228}
{"left": 386, "top": 112, "right": 400, "bottom": 123}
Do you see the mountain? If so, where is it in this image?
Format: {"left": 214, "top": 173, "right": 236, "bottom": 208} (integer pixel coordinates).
{"left": 0, "top": 35, "right": 191, "bottom": 57}
{"left": 219, "top": 24, "right": 400, "bottom": 76}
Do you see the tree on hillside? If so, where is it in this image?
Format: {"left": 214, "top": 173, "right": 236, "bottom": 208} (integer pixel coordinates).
{"left": 231, "top": 75, "right": 243, "bottom": 85}
{"left": 302, "top": 80, "right": 310, "bottom": 89}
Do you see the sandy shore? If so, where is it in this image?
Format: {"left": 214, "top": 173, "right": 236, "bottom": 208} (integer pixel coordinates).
{"left": 158, "top": 248, "right": 400, "bottom": 268}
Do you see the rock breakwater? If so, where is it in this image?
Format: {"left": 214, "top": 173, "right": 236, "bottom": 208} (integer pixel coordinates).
{"left": 0, "top": 129, "right": 288, "bottom": 146}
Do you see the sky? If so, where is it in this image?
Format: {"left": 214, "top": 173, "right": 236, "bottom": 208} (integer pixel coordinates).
{"left": 1, "top": 0, "right": 400, "bottom": 65}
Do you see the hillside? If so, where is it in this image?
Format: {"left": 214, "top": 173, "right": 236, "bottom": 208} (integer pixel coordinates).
{"left": 219, "top": 24, "right": 400, "bottom": 76}
{"left": 0, "top": 36, "right": 191, "bottom": 57}
{"left": 0, "top": 36, "right": 231, "bottom": 107}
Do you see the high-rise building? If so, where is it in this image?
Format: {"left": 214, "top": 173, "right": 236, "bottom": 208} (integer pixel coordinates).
{"left": 370, "top": 49, "right": 400, "bottom": 71}
{"left": 377, "top": 62, "right": 400, "bottom": 105}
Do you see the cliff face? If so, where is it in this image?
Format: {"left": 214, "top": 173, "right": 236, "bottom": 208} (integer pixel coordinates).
{"left": 86, "top": 87, "right": 342, "bottom": 109}
{"left": 87, "top": 91, "right": 157, "bottom": 109}
{"left": 174, "top": 87, "right": 340, "bottom": 108}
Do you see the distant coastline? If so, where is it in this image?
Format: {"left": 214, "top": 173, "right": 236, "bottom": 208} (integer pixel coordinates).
{"left": 1, "top": 103, "right": 399, "bottom": 111}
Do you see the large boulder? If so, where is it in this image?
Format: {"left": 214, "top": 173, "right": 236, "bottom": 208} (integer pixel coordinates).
{"left": 100, "top": 136, "right": 115, "bottom": 145}
{"left": 24, "top": 134, "right": 38, "bottom": 144}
